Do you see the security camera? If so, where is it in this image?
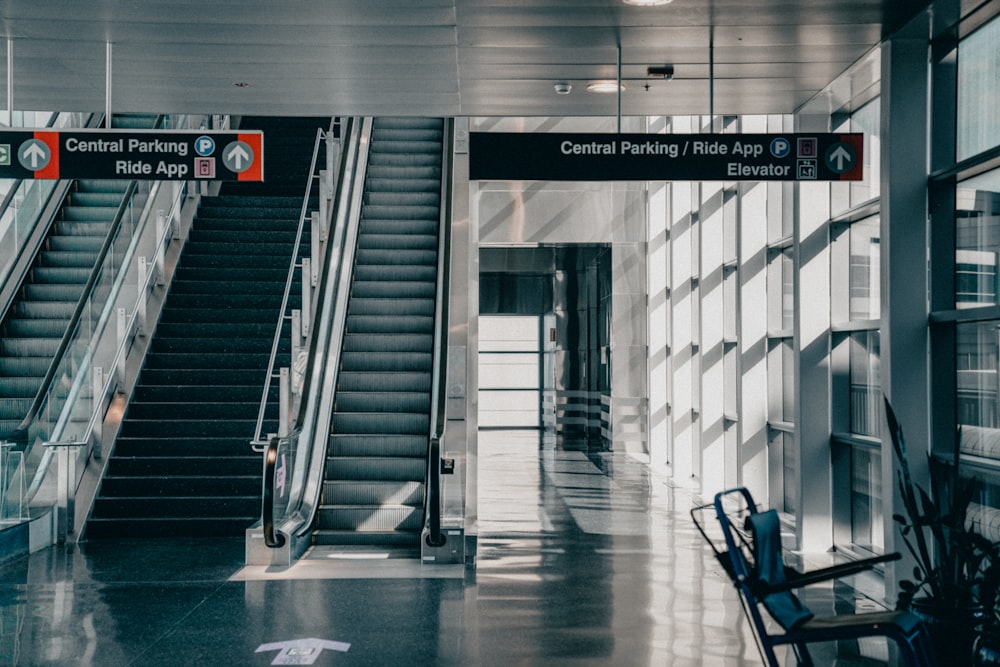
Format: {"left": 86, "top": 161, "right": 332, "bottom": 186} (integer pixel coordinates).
{"left": 554, "top": 82, "right": 572, "bottom": 95}
{"left": 647, "top": 65, "right": 675, "bottom": 80}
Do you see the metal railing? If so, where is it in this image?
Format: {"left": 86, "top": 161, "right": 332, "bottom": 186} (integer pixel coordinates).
{"left": 423, "top": 119, "right": 455, "bottom": 548}
{"left": 251, "top": 119, "right": 338, "bottom": 450}
{"left": 260, "top": 117, "right": 371, "bottom": 549}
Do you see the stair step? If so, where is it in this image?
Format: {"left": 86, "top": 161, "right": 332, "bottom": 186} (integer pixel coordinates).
{"left": 85, "top": 517, "right": 257, "bottom": 539}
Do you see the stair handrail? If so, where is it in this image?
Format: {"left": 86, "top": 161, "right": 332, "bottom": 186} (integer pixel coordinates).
{"left": 262, "top": 117, "right": 373, "bottom": 548}
{"left": 424, "top": 119, "right": 455, "bottom": 548}
{"left": 251, "top": 118, "right": 338, "bottom": 449}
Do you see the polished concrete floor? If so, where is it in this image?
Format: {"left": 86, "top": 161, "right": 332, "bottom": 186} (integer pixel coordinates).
{"left": 0, "top": 430, "right": 896, "bottom": 666}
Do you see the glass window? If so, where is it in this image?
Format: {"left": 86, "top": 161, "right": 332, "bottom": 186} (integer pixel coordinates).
{"left": 955, "top": 168, "right": 1000, "bottom": 308}
{"left": 958, "top": 17, "right": 1000, "bottom": 161}
{"left": 850, "top": 99, "right": 881, "bottom": 207}
{"left": 781, "top": 248, "right": 794, "bottom": 331}
{"left": 956, "top": 320, "right": 1000, "bottom": 433}
{"left": 851, "top": 447, "right": 884, "bottom": 551}
{"left": 849, "top": 216, "right": 881, "bottom": 320}
{"left": 849, "top": 331, "right": 881, "bottom": 436}
{"left": 782, "top": 431, "right": 797, "bottom": 515}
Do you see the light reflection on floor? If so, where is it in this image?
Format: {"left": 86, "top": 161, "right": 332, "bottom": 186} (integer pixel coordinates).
{"left": 0, "top": 428, "right": 897, "bottom": 665}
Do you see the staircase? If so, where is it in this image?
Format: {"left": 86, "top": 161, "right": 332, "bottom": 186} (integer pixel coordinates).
{"left": 86, "top": 117, "right": 327, "bottom": 538}
{"left": 314, "top": 117, "right": 443, "bottom": 550}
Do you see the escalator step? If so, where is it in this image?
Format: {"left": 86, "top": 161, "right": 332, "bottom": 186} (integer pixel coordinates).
{"left": 350, "top": 280, "right": 434, "bottom": 299}
{"left": 0, "top": 377, "right": 43, "bottom": 398}
{"left": 323, "top": 456, "right": 426, "bottom": 481}
{"left": 339, "top": 351, "right": 432, "bottom": 372}
{"left": 322, "top": 480, "right": 424, "bottom": 505}
{"left": 314, "top": 506, "right": 422, "bottom": 532}
{"left": 344, "top": 315, "right": 434, "bottom": 334}
{"left": 3, "top": 318, "right": 70, "bottom": 338}
{"left": 342, "top": 333, "right": 433, "bottom": 353}
{"left": 357, "top": 233, "right": 438, "bottom": 251}
{"left": 353, "top": 264, "right": 436, "bottom": 283}
{"left": 10, "top": 301, "right": 76, "bottom": 319}
{"left": 331, "top": 412, "right": 429, "bottom": 435}
{"left": 0, "top": 338, "right": 60, "bottom": 357}
{"left": 0, "top": 398, "right": 32, "bottom": 420}
{"left": 355, "top": 248, "right": 437, "bottom": 267}
{"left": 336, "top": 372, "right": 431, "bottom": 393}
{"left": 334, "top": 391, "right": 430, "bottom": 413}
{"left": 328, "top": 434, "right": 426, "bottom": 458}
{"left": 347, "top": 298, "right": 435, "bottom": 317}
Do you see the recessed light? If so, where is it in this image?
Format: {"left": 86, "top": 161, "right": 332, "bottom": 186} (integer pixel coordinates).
{"left": 233, "top": 82, "right": 250, "bottom": 88}
{"left": 623, "top": 0, "right": 673, "bottom": 6}
{"left": 587, "top": 81, "right": 625, "bottom": 94}
{"left": 554, "top": 82, "right": 572, "bottom": 95}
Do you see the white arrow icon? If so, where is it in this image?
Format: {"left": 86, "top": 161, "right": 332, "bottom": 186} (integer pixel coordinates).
{"left": 19, "top": 140, "right": 50, "bottom": 170}
{"left": 228, "top": 144, "right": 250, "bottom": 168}
{"left": 825, "top": 143, "right": 856, "bottom": 174}
{"left": 829, "top": 146, "right": 851, "bottom": 170}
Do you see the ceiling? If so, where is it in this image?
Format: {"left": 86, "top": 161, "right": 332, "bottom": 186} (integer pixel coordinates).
{"left": 0, "top": 1, "right": 930, "bottom": 119}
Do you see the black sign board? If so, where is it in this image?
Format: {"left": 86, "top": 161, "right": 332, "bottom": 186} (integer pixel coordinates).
{"left": 0, "top": 129, "right": 263, "bottom": 181}
{"left": 469, "top": 132, "right": 864, "bottom": 182}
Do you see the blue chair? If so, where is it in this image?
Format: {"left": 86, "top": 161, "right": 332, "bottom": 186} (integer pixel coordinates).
{"left": 691, "top": 487, "right": 938, "bottom": 667}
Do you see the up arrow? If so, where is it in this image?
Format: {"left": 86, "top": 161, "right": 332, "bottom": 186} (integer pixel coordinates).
{"left": 829, "top": 146, "right": 851, "bottom": 171}
{"left": 227, "top": 144, "right": 250, "bottom": 169}
{"left": 23, "top": 142, "right": 48, "bottom": 169}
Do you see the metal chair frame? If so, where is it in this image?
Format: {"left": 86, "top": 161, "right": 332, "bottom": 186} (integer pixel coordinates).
{"left": 691, "top": 487, "right": 939, "bottom": 667}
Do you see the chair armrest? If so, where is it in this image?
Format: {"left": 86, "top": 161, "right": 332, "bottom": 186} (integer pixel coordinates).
{"left": 755, "top": 552, "right": 901, "bottom": 595}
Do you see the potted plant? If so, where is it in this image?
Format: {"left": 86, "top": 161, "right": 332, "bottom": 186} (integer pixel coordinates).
{"left": 884, "top": 397, "right": 995, "bottom": 666}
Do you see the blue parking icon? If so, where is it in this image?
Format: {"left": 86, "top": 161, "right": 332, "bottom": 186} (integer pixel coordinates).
{"left": 195, "top": 136, "right": 216, "bottom": 156}
{"left": 770, "top": 137, "right": 791, "bottom": 158}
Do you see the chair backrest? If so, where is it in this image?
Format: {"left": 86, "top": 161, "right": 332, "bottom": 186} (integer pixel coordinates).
{"left": 711, "top": 487, "right": 812, "bottom": 664}
{"left": 744, "top": 509, "right": 814, "bottom": 630}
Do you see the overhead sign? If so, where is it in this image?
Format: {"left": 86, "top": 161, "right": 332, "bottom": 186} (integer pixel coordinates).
{"left": 469, "top": 132, "right": 863, "bottom": 182}
{"left": 0, "top": 129, "right": 264, "bottom": 181}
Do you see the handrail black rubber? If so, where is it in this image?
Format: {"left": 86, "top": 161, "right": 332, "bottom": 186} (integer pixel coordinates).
{"left": 262, "top": 436, "right": 286, "bottom": 548}
{"left": 424, "top": 119, "right": 454, "bottom": 549}
{"left": 3, "top": 113, "right": 167, "bottom": 445}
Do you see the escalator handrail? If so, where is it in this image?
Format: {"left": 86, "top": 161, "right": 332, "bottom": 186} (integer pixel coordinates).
{"left": 23, "top": 174, "right": 189, "bottom": 504}
{"left": 5, "top": 180, "right": 140, "bottom": 444}
{"left": 262, "top": 436, "right": 286, "bottom": 548}
{"left": 262, "top": 117, "right": 372, "bottom": 546}
{"left": 424, "top": 119, "right": 455, "bottom": 548}
{"left": 4, "top": 114, "right": 166, "bottom": 444}
{"left": 251, "top": 119, "right": 336, "bottom": 448}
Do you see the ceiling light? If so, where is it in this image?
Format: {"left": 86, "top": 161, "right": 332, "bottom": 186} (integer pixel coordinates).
{"left": 623, "top": 0, "right": 673, "bottom": 6}
{"left": 553, "top": 82, "right": 572, "bottom": 95}
{"left": 587, "top": 81, "right": 625, "bottom": 94}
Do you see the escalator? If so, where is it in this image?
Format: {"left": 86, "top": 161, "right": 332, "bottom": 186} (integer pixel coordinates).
{"left": 85, "top": 117, "right": 327, "bottom": 538}
{"left": 312, "top": 117, "right": 444, "bottom": 551}
{"left": 0, "top": 114, "right": 157, "bottom": 439}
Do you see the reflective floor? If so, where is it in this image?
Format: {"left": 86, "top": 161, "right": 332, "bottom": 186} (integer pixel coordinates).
{"left": 1, "top": 430, "right": 894, "bottom": 666}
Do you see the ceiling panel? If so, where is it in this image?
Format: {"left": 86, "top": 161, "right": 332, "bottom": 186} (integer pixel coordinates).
{"left": 0, "top": 0, "right": 931, "bottom": 118}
